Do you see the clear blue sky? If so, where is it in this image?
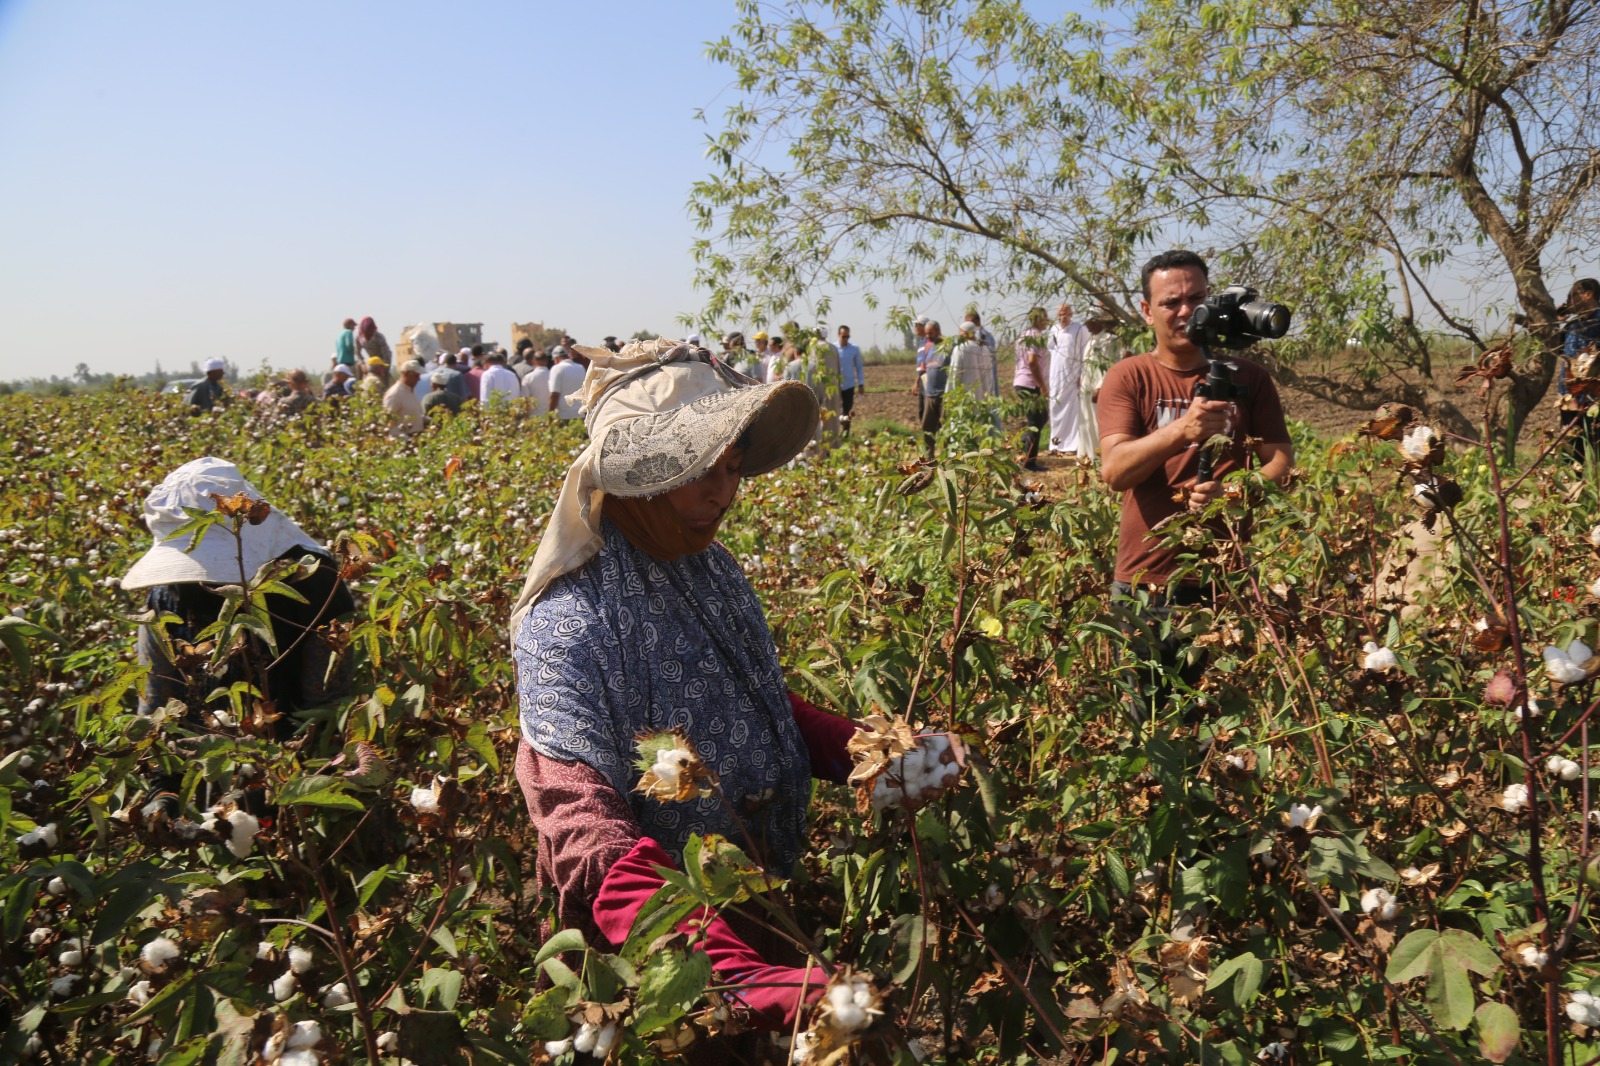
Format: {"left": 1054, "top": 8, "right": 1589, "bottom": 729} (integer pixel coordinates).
{"left": 0, "top": 0, "right": 907, "bottom": 381}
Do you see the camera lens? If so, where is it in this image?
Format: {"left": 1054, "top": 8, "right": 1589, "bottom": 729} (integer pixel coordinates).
{"left": 1241, "top": 300, "right": 1291, "bottom": 339}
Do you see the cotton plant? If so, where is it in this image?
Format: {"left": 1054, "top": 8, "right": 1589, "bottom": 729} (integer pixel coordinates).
{"left": 1360, "top": 887, "right": 1400, "bottom": 922}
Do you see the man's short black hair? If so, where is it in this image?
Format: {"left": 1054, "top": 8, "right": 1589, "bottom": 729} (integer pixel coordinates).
{"left": 1140, "top": 250, "right": 1209, "bottom": 301}
{"left": 471, "top": 343, "right": 485, "bottom": 358}
{"left": 515, "top": 337, "right": 533, "bottom": 353}
{"left": 838, "top": 325, "right": 850, "bottom": 333}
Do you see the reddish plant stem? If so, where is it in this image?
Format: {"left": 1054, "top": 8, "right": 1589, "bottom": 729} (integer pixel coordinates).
{"left": 953, "top": 905, "right": 1066, "bottom": 1049}
{"left": 1482, "top": 399, "right": 1558, "bottom": 1066}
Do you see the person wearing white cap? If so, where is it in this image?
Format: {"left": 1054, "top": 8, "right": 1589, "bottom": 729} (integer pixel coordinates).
{"left": 423, "top": 369, "right": 463, "bottom": 416}
{"left": 508, "top": 339, "right": 953, "bottom": 1040}
{"left": 323, "top": 363, "right": 355, "bottom": 401}
{"left": 911, "top": 315, "right": 930, "bottom": 418}
{"left": 122, "top": 458, "right": 354, "bottom": 723}
{"left": 186, "top": 358, "right": 229, "bottom": 412}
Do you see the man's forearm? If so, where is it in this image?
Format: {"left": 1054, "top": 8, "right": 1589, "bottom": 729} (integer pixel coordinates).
{"left": 1102, "top": 424, "right": 1186, "bottom": 491}
{"left": 1259, "top": 443, "right": 1294, "bottom": 485}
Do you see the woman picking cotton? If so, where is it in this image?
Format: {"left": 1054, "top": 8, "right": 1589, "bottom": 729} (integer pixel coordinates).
{"left": 122, "top": 457, "right": 354, "bottom": 730}
{"left": 508, "top": 339, "right": 959, "bottom": 1041}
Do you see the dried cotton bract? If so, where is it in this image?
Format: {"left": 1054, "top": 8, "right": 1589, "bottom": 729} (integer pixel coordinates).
{"left": 633, "top": 730, "right": 717, "bottom": 802}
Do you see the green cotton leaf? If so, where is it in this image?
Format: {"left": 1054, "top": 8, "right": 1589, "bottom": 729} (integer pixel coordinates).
{"left": 1386, "top": 929, "right": 1500, "bottom": 1030}
{"left": 522, "top": 986, "right": 575, "bottom": 1040}
{"left": 891, "top": 912, "right": 928, "bottom": 984}
{"left": 533, "top": 928, "right": 587, "bottom": 967}
{"left": 1206, "top": 951, "right": 1263, "bottom": 1008}
{"left": 419, "top": 966, "right": 465, "bottom": 1010}
{"left": 633, "top": 949, "right": 714, "bottom": 1035}
{"left": 1475, "top": 1001, "right": 1520, "bottom": 1062}
{"left": 540, "top": 956, "right": 581, "bottom": 992}
{"left": 463, "top": 722, "right": 499, "bottom": 773}
{"left": 1103, "top": 852, "right": 1132, "bottom": 901}
{"left": 695, "top": 835, "right": 780, "bottom": 903}
{"left": 275, "top": 775, "right": 366, "bottom": 811}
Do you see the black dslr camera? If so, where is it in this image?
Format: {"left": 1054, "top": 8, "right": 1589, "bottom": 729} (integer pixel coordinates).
{"left": 1186, "top": 285, "right": 1291, "bottom": 351}
{"left": 1185, "top": 286, "right": 1291, "bottom": 482}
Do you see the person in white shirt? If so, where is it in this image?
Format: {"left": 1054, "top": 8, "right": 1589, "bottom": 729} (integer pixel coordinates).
{"left": 383, "top": 361, "right": 427, "bottom": 436}
{"left": 522, "top": 351, "right": 553, "bottom": 414}
{"left": 1047, "top": 302, "right": 1088, "bottom": 454}
{"left": 548, "top": 347, "right": 587, "bottom": 420}
{"left": 478, "top": 351, "right": 523, "bottom": 405}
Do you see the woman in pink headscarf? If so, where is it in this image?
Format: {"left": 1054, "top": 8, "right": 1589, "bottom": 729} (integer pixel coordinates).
{"left": 356, "top": 317, "right": 392, "bottom": 371}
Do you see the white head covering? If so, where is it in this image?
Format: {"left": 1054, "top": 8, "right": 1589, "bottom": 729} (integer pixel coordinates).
{"left": 120, "top": 457, "right": 323, "bottom": 591}
{"left": 203, "top": 357, "right": 226, "bottom": 372}
{"left": 508, "top": 338, "right": 818, "bottom": 637}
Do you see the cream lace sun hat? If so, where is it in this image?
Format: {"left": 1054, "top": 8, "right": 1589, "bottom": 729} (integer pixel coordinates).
{"left": 508, "top": 338, "right": 819, "bottom": 634}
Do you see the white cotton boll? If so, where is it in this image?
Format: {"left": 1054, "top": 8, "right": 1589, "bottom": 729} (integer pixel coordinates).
{"left": 1362, "top": 642, "right": 1398, "bottom": 671}
{"left": 1503, "top": 783, "right": 1531, "bottom": 812}
{"left": 19, "top": 822, "right": 58, "bottom": 850}
{"left": 1591, "top": 576, "right": 1600, "bottom": 599}
{"left": 983, "top": 882, "right": 1004, "bottom": 908}
{"left": 592, "top": 1023, "right": 619, "bottom": 1059}
{"left": 50, "top": 974, "right": 80, "bottom": 997}
{"left": 1258, "top": 1043, "right": 1290, "bottom": 1062}
{"left": 1517, "top": 944, "right": 1549, "bottom": 968}
{"left": 28, "top": 927, "right": 49, "bottom": 947}
{"left": 1544, "top": 644, "right": 1591, "bottom": 684}
{"left": 376, "top": 1031, "right": 399, "bottom": 1053}
{"left": 852, "top": 983, "right": 874, "bottom": 1010}
{"left": 126, "top": 980, "right": 154, "bottom": 1006}
{"left": 1568, "top": 990, "right": 1600, "bottom": 1026}
{"left": 1516, "top": 695, "right": 1543, "bottom": 720}
{"left": 1548, "top": 756, "right": 1583, "bottom": 781}
{"left": 410, "top": 785, "right": 440, "bottom": 814}
{"left": 278, "top": 1052, "right": 320, "bottom": 1066}
{"left": 828, "top": 984, "right": 855, "bottom": 1011}
{"left": 45, "top": 877, "right": 67, "bottom": 897}
{"left": 286, "top": 1020, "right": 322, "bottom": 1050}
{"left": 57, "top": 944, "right": 84, "bottom": 968}
{"left": 870, "top": 776, "right": 894, "bottom": 812}
{"left": 1286, "top": 803, "right": 1323, "bottom": 828}
{"left": 1398, "top": 425, "right": 1439, "bottom": 463}
{"left": 257, "top": 940, "right": 274, "bottom": 960}
{"left": 831, "top": 1002, "right": 866, "bottom": 1030}
{"left": 225, "top": 810, "right": 261, "bottom": 859}
{"left": 572, "top": 1022, "right": 600, "bottom": 1054}
{"left": 1360, "top": 887, "right": 1399, "bottom": 922}
{"left": 544, "top": 1038, "right": 574, "bottom": 1057}
{"left": 271, "top": 969, "right": 298, "bottom": 1001}
{"left": 140, "top": 937, "right": 180, "bottom": 972}
{"left": 791, "top": 1031, "right": 819, "bottom": 1064}
{"left": 1589, "top": 526, "right": 1600, "bottom": 549}
{"left": 321, "top": 981, "right": 352, "bottom": 1009}
{"left": 287, "top": 945, "right": 314, "bottom": 974}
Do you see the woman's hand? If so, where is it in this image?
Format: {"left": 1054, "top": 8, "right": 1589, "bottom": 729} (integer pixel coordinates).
{"left": 871, "top": 735, "right": 965, "bottom": 812}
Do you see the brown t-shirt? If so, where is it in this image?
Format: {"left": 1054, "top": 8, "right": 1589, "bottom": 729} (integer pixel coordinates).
{"left": 1097, "top": 353, "right": 1291, "bottom": 585}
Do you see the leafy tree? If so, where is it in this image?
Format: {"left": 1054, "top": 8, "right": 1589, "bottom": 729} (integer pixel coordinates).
{"left": 691, "top": 0, "right": 1148, "bottom": 334}
{"left": 693, "top": 0, "right": 1600, "bottom": 438}
{"left": 1121, "top": 0, "right": 1600, "bottom": 435}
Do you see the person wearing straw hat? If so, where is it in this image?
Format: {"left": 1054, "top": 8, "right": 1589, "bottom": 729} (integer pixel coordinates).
{"left": 123, "top": 458, "right": 354, "bottom": 726}
{"left": 508, "top": 339, "right": 958, "bottom": 1034}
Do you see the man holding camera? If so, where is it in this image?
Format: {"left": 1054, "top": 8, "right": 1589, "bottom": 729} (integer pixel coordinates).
{"left": 1098, "top": 250, "right": 1293, "bottom": 716}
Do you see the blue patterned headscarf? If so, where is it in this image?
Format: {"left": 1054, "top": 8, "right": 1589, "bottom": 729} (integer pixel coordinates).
{"left": 514, "top": 519, "right": 812, "bottom": 874}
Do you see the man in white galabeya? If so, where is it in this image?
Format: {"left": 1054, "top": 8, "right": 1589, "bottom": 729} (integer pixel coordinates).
{"left": 1047, "top": 302, "right": 1086, "bottom": 454}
